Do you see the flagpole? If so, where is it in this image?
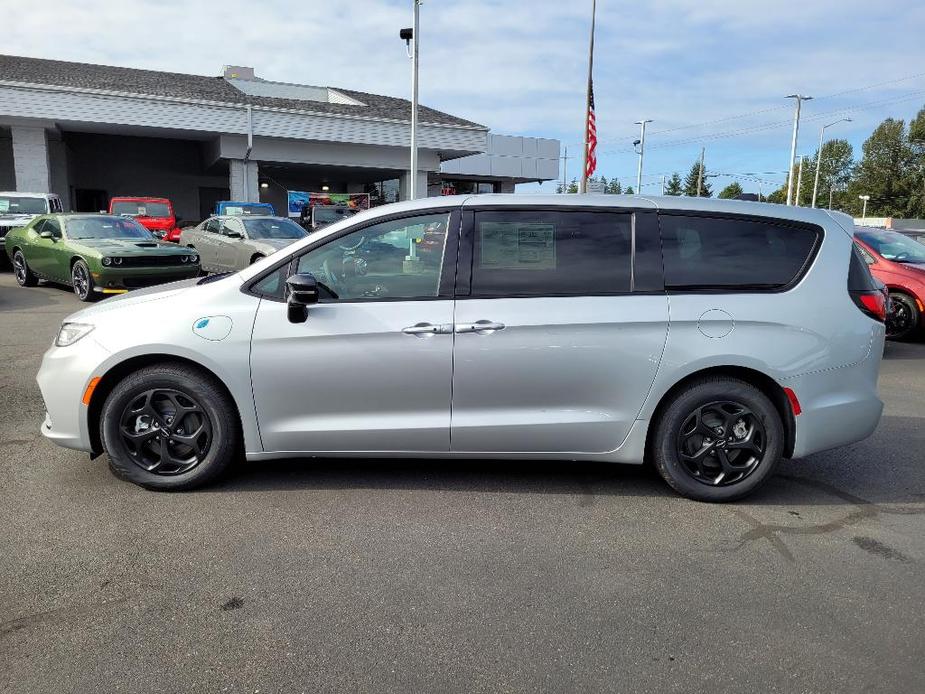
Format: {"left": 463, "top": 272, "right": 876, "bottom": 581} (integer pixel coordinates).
{"left": 579, "top": 0, "right": 597, "bottom": 194}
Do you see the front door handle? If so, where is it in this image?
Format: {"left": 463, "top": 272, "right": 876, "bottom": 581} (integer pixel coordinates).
{"left": 402, "top": 322, "right": 454, "bottom": 337}
{"left": 456, "top": 320, "right": 506, "bottom": 334}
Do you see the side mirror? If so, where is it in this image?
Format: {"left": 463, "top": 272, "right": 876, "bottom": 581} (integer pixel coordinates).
{"left": 286, "top": 273, "right": 320, "bottom": 323}
{"left": 225, "top": 230, "right": 243, "bottom": 239}
{"left": 39, "top": 230, "right": 55, "bottom": 239}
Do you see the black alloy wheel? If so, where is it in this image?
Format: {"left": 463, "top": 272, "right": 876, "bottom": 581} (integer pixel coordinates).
{"left": 676, "top": 401, "right": 766, "bottom": 486}
{"left": 886, "top": 292, "right": 919, "bottom": 340}
{"left": 71, "top": 260, "right": 94, "bottom": 301}
{"left": 13, "top": 250, "right": 38, "bottom": 287}
{"left": 118, "top": 388, "right": 213, "bottom": 475}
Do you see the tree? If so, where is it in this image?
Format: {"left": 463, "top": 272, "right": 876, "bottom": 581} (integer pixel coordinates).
{"left": 664, "top": 173, "right": 683, "bottom": 196}
{"left": 607, "top": 178, "right": 623, "bottom": 194}
{"left": 801, "top": 138, "right": 855, "bottom": 210}
{"left": 683, "top": 160, "right": 712, "bottom": 197}
{"left": 848, "top": 118, "right": 914, "bottom": 216}
{"left": 566, "top": 178, "right": 578, "bottom": 194}
{"left": 765, "top": 187, "right": 787, "bottom": 204}
{"left": 718, "top": 181, "right": 743, "bottom": 199}
{"left": 624, "top": 185, "right": 635, "bottom": 195}
{"left": 904, "top": 106, "right": 925, "bottom": 217}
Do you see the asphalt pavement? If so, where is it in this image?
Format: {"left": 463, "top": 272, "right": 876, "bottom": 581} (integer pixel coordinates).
{"left": 1, "top": 271, "right": 923, "bottom": 693}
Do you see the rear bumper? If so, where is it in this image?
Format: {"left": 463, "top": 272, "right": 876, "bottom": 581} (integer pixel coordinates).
{"left": 785, "top": 328, "right": 885, "bottom": 458}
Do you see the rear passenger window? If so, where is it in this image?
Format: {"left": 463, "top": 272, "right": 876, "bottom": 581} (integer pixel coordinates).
{"left": 660, "top": 215, "right": 820, "bottom": 290}
{"left": 470, "top": 210, "right": 632, "bottom": 296}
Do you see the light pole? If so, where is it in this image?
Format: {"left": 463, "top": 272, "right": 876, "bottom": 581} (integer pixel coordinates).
{"left": 811, "top": 118, "right": 851, "bottom": 208}
{"left": 635, "top": 119, "right": 652, "bottom": 194}
{"left": 785, "top": 94, "right": 813, "bottom": 206}
{"left": 399, "top": 1, "right": 421, "bottom": 200}
{"left": 859, "top": 194, "right": 870, "bottom": 222}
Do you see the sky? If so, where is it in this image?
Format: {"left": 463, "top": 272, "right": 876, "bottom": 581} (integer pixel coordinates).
{"left": 5, "top": 0, "right": 925, "bottom": 197}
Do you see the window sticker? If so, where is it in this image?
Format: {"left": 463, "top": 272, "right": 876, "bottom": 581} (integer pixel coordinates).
{"left": 225, "top": 206, "right": 243, "bottom": 216}
{"left": 479, "top": 222, "right": 556, "bottom": 270}
{"left": 0, "top": 200, "right": 8, "bottom": 212}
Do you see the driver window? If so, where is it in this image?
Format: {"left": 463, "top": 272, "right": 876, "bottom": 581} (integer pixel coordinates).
{"left": 221, "top": 221, "right": 240, "bottom": 237}
{"left": 295, "top": 213, "right": 451, "bottom": 301}
{"left": 204, "top": 219, "right": 221, "bottom": 234}
{"left": 43, "top": 218, "right": 62, "bottom": 237}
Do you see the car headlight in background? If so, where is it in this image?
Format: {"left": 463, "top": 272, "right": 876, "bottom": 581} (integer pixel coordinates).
{"left": 102, "top": 257, "right": 112, "bottom": 266}
{"left": 189, "top": 254, "right": 199, "bottom": 263}
{"left": 101, "top": 257, "right": 123, "bottom": 266}
{"left": 55, "top": 322, "right": 95, "bottom": 347}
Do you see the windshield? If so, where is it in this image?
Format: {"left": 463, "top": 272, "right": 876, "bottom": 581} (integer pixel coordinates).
{"left": 314, "top": 207, "right": 358, "bottom": 225}
{"left": 0, "top": 196, "right": 47, "bottom": 215}
{"left": 111, "top": 201, "right": 171, "bottom": 217}
{"left": 66, "top": 216, "right": 155, "bottom": 240}
{"left": 857, "top": 230, "right": 925, "bottom": 264}
{"left": 243, "top": 218, "right": 307, "bottom": 240}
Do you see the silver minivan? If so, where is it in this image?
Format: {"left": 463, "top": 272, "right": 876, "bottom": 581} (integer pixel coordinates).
{"left": 36, "top": 195, "right": 885, "bottom": 501}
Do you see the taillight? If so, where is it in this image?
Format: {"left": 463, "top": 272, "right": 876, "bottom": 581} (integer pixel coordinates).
{"left": 851, "top": 290, "right": 887, "bottom": 322}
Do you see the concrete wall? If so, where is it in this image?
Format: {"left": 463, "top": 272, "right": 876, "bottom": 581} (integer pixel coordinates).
{"left": 11, "top": 126, "right": 50, "bottom": 192}
{"left": 64, "top": 132, "right": 229, "bottom": 220}
{"left": 441, "top": 134, "right": 560, "bottom": 182}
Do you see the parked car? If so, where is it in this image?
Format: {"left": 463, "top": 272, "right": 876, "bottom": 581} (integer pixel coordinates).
{"left": 0, "top": 192, "right": 64, "bottom": 254}
{"left": 300, "top": 204, "right": 361, "bottom": 230}
{"left": 109, "top": 197, "right": 182, "bottom": 242}
{"left": 6, "top": 214, "right": 199, "bottom": 301}
{"left": 214, "top": 201, "right": 276, "bottom": 216}
{"left": 854, "top": 227, "right": 925, "bottom": 340}
{"left": 36, "top": 196, "right": 885, "bottom": 501}
{"left": 179, "top": 215, "right": 307, "bottom": 274}
{"left": 896, "top": 228, "right": 925, "bottom": 244}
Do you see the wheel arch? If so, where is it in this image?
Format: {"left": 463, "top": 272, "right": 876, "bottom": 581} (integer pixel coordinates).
{"left": 87, "top": 353, "right": 245, "bottom": 456}
{"left": 645, "top": 365, "right": 796, "bottom": 460}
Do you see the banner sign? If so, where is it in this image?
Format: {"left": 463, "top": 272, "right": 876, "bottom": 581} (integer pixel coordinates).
{"left": 287, "top": 191, "right": 370, "bottom": 218}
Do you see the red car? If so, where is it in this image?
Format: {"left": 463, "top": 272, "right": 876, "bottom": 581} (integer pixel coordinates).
{"left": 108, "top": 197, "right": 182, "bottom": 242}
{"left": 854, "top": 227, "right": 925, "bottom": 340}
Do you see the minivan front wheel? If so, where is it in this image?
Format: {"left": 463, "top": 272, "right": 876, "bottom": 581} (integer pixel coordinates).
{"left": 652, "top": 378, "right": 783, "bottom": 502}
{"left": 101, "top": 363, "right": 240, "bottom": 490}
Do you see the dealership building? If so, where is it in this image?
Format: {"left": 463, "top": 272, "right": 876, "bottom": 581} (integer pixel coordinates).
{"left": 0, "top": 54, "right": 559, "bottom": 220}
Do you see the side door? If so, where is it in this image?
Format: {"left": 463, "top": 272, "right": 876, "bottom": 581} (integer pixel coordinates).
{"left": 196, "top": 219, "right": 222, "bottom": 271}
{"left": 450, "top": 208, "right": 669, "bottom": 454}
{"left": 249, "top": 209, "right": 460, "bottom": 453}
{"left": 27, "top": 218, "right": 65, "bottom": 281}
{"left": 216, "top": 218, "right": 245, "bottom": 272}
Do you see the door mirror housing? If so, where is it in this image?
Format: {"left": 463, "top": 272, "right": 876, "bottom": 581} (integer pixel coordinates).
{"left": 225, "top": 230, "right": 243, "bottom": 239}
{"left": 39, "top": 230, "right": 56, "bottom": 239}
{"left": 286, "top": 273, "right": 320, "bottom": 323}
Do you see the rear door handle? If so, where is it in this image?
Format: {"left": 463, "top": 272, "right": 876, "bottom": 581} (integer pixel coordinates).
{"left": 456, "top": 320, "right": 506, "bottom": 334}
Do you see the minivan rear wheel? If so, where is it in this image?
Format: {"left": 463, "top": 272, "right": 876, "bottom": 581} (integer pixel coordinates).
{"left": 101, "top": 363, "right": 240, "bottom": 491}
{"left": 652, "top": 377, "right": 783, "bottom": 502}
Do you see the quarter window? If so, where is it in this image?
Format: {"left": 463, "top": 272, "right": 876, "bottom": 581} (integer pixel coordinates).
{"left": 295, "top": 213, "right": 451, "bottom": 301}
{"left": 470, "top": 210, "right": 632, "bottom": 296}
{"left": 660, "top": 215, "right": 819, "bottom": 290}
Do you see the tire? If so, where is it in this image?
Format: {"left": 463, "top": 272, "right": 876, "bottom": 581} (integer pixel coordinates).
{"left": 651, "top": 377, "right": 784, "bottom": 502}
{"left": 100, "top": 363, "right": 240, "bottom": 491}
{"left": 886, "top": 292, "right": 920, "bottom": 341}
{"left": 71, "top": 259, "right": 96, "bottom": 302}
{"left": 12, "top": 250, "right": 38, "bottom": 287}
{"left": 250, "top": 254, "right": 265, "bottom": 265}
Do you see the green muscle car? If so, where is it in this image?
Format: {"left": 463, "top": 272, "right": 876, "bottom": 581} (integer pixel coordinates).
{"left": 5, "top": 214, "right": 200, "bottom": 301}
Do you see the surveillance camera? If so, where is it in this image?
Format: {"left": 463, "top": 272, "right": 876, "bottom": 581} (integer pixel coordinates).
{"left": 399, "top": 28, "right": 413, "bottom": 41}
{"left": 633, "top": 139, "right": 641, "bottom": 146}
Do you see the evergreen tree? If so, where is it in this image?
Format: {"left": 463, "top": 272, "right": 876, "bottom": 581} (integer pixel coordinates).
{"left": 848, "top": 118, "right": 914, "bottom": 216}
{"left": 567, "top": 178, "right": 578, "bottom": 194}
{"left": 904, "top": 106, "right": 925, "bottom": 217}
{"left": 664, "top": 173, "right": 683, "bottom": 196}
{"left": 607, "top": 178, "right": 623, "bottom": 194}
{"left": 625, "top": 185, "right": 635, "bottom": 195}
{"left": 682, "top": 161, "right": 712, "bottom": 197}
{"left": 718, "top": 181, "right": 744, "bottom": 199}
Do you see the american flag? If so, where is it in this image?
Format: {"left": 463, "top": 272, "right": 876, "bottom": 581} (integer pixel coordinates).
{"left": 585, "top": 81, "right": 597, "bottom": 178}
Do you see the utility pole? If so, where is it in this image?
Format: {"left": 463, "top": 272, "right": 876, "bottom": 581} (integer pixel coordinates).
{"left": 785, "top": 94, "right": 813, "bottom": 206}
{"left": 795, "top": 155, "right": 805, "bottom": 206}
{"left": 406, "top": 1, "right": 421, "bottom": 200}
{"left": 811, "top": 118, "right": 851, "bottom": 208}
{"left": 560, "top": 146, "right": 570, "bottom": 193}
{"left": 696, "top": 147, "right": 705, "bottom": 197}
{"left": 661, "top": 175, "right": 666, "bottom": 195}
{"left": 579, "top": 0, "right": 597, "bottom": 194}
{"left": 859, "top": 194, "right": 870, "bottom": 222}
{"left": 828, "top": 186, "right": 834, "bottom": 210}
{"left": 635, "top": 119, "right": 652, "bottom": 194}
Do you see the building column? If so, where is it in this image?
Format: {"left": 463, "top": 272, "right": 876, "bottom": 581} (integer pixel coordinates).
{"left": 11, "top": 126, "right": 51, "bottom": 193}
{"left": 399, "top": 170, "right": 429, "bottom": 200}
{"left": 229, "top": 159, "right": 259, "bottom": 202}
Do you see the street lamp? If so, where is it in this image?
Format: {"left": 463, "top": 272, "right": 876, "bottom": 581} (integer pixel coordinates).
{"left": 859, "top": 194, "right": 870, "bottom": 222}
{"left": 785, "top": 94, "right": 813, "bottom": 206}
{"left": 634, "top": 119, "right": 652, "bottom": 194}
{"left": 400, "top": 1, "right": 421, "bottom": 200}
{"left": 811, "top": 118, "right": 852, "bottom": 208}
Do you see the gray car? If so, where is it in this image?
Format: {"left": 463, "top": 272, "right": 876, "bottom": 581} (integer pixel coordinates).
{"left": 36, "top": 195, "right": 885, "bottom": 501}
{"left": 179, "top": 215, "right": 307, "bottom": 273}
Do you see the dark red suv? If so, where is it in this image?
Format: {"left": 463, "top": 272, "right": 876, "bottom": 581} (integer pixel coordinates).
{"left": 854, "top": 227, "right": 925, "bottom": 340}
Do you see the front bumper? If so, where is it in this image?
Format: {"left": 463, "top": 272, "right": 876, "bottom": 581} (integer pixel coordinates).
{"left": 91, "top": 266, "right": 200, "bottom": 293}
{"left": 37, "top": 336, "right": 111, "bottom": 453}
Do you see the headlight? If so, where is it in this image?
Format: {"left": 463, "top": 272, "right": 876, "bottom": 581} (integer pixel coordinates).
{"left": 56, "top": 322, "right": 95, "bottom": 347}
{"left": 102, "top": 257, "right": 112, "bottom": 266}
{"left": 113, "top": 257, "right": 122, "bottom": 265}
{"left": 180, "top": 255, "right": 188, "bottom": 263}
{"left": 189, "top": 254, "right": 199, "bottom": 263}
